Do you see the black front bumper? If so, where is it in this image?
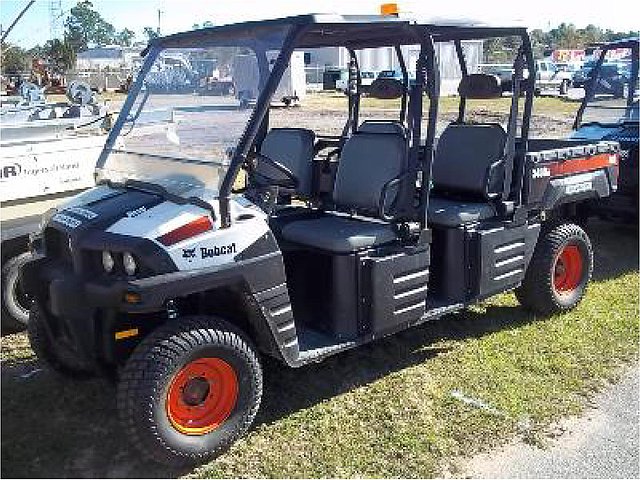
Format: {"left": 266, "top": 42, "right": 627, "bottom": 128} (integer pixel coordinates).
{"left": 22, "top": 255, "right": 143, "bottom": 366}
{"left": 22, "top": 247, "right": 285, "bottom": 366}
{"left": 23, "top": 255, "right": 135, "bottom": 319}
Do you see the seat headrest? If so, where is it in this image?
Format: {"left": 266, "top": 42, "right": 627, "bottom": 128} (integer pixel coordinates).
{"left": 358, "top": 120, "right": 407, "bottom": 136}
{"left": 258, "top": 128, "right": 316, "bottom": 197}
{"left": 333, "top": 132, "right": 408, "bottom": 217}
{"left": 368, "top": 78, "right": 405, "bottom": 99}
{"left": 458, "top": 74, "right": 503, "bottom": 99}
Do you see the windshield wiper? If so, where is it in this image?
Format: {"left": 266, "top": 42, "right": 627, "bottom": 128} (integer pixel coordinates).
{"left": 98, "top": 178, "right": 217, "bottom": 220}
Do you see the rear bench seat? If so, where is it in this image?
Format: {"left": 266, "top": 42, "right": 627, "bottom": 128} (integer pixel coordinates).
{"left": 427, "top": 123, "right": 506, "bottom": 227}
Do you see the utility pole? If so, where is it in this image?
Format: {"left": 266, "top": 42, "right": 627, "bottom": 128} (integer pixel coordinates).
{"left": 49, "top": 0, "right": 63, "bottom": 40}
{"left": 157, "top": 9, "right": 163, "bottom": 36}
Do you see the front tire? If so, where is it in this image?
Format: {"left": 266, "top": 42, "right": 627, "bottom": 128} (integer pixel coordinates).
{"left": 117, "top": 316, "right": 262, "bottom": 467}
{"left": 516, "top": 223, "right": 593, "bottom": 315}
{"left": 27, "top": 302, "right": 95, "bottom": 377}
{"left": 2, "top": 251, "right": 32, "bottom": 331}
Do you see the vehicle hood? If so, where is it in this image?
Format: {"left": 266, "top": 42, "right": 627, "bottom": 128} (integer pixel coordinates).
{"left": 45, "top": 184, "right": 269, "bottom": 273}
{"left": 571, "top": 123, "right": 639, "bottom": 144}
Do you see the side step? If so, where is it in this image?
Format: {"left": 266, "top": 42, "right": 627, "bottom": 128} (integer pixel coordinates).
{"left": 296, "top": 328, "right": 356, "bottom": 364}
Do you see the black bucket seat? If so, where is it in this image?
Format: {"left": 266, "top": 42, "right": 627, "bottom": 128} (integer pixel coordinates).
{"left": 253, "top": 128, "right": 316, "bottom": 199}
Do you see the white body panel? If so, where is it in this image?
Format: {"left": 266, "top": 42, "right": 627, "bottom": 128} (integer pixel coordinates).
{"left": 105, "top": 194, "right": 269, "bottom": 271}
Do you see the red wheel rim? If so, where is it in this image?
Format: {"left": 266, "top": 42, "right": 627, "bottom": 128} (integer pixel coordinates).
{"left": 167, "top": 357, "right": 238, "bottom": 435}
{"left": 553, "top": 244, "right": 584, "bottom": 294}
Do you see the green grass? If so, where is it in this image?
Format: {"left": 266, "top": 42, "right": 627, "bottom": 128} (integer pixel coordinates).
{"left": 1, "top": 221, "right": 637, "bottom": 478}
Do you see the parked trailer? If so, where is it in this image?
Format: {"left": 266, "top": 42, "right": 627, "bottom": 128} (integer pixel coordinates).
{"left": 233, "top": 51, "right": 306, "bottom": 106}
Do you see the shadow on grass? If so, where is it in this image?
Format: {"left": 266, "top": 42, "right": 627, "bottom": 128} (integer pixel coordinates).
{"left": 0, "top": 357, "right": 187, "bottom": 479}
{"left": 0, "top": 305, "right": 535, "bottom": 479}
{"left": 1, "top": 220, "right": 636, "bottom": 478}
{"left": 587, "top": 220, "right": 639, "bottom": 282}
{"left": 256, "top": 303, "right": 534, "bottom": 427}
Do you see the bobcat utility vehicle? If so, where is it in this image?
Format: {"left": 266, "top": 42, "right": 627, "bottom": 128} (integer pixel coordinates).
{"left": 570, "top": 37, "right": 638, "bottom": 222}
{"left": 22, "top": 14, "right": 620, "bottom": 466}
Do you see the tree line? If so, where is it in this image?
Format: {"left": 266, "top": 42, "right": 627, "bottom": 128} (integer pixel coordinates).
{"left": 1, "top": 0, "right": 160, "bottom": 77}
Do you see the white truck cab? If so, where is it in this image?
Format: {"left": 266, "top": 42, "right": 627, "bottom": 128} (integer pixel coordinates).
{"left": 535, "top": 59, "right": 574, "bottom": 95}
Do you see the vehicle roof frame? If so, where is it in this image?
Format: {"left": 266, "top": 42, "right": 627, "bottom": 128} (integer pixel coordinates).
{"left": 98, "top": 15, "right": 537, "bottom": 228}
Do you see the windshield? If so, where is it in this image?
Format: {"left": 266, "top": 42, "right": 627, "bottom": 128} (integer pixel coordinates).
{"left": 97, "top": 26, "right": 288, "bottom": 197}
{"left": 582, "top": 48, "right": 639, "bottom": 125}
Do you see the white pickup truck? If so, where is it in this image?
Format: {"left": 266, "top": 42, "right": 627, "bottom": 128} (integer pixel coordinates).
{"left": 534, "top": 59, "right": 575, "bottom": 95}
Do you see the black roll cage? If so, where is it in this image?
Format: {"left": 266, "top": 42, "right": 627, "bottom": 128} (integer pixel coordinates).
{"left": 102, "top": 15, "right": 535, "bottom": 229}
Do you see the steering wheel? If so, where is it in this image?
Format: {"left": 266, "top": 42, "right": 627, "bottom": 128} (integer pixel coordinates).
{"left": 248, "top": 152, "right": 299, "bottom": 190}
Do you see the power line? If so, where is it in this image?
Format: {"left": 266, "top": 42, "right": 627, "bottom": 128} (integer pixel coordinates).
{"left": 3, "top": 0, "right": 75, "bottom": 47}
{"left": 1, "top": 0, "right": 36, "bottom": 43}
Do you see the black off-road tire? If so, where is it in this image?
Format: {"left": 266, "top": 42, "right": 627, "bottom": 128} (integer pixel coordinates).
{"left": 27, "top": 302, "right": 95, "bottom": 377}
{"left": 1, "top": 250, "right": 32, "bottom": 332}
{"left": 117, "top": 316, "right": 263, "bottom": 467}
{"left": 515, "top": 223, "right": 593, "bottom": 315}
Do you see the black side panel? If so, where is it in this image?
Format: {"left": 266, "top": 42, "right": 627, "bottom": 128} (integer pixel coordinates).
{"left": 332, "top": 254, "right": 360, "bottom": 339}
{"left": 471, "top": 223, "right": 541, "bottom": 299}
{"left": 252, "top": 283, "right": 300, "bottom": 362}
{"left": 282, "top": 250, "right": 359, "bottom": 340}
{"left": 361, "top": 247, "right": 430, "bottom": 336}
{"left": 429, "top": 227, "right": 467, "bottom": 303}
{"left": 528, "top": 169, "right": 614, "bottom": 210}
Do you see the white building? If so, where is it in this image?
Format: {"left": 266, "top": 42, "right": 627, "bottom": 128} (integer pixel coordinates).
{"left": 75, "top": 45, "right": 144, "bottom": 71}
{"left": 302, "top": 41, "right": 483, "bottom": 95}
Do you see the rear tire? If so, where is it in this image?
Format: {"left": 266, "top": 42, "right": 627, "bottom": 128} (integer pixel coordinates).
{"left": 515, "top": 223, "right": 593, "bottom": 315}
{"left": 117, "top": 316, "right": 262, "bottom": 467}
{"left": 27, "top": 302, "right": 95, "bottom": 377}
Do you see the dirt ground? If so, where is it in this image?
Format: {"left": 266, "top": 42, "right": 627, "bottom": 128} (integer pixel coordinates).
{"left": 83, "top": 90, "right": 579, "bottom": 140}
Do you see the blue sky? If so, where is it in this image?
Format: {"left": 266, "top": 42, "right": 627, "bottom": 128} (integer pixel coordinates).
{"left": 1, "top": 0, "right": 638, "bottom": 49}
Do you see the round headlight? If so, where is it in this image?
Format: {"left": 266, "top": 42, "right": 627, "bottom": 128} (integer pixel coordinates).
{"left": 102, "top": 250, "right": 114, "bottom": 273}
{"left": 123, "top": 252, "right": 137, "bottom": 276}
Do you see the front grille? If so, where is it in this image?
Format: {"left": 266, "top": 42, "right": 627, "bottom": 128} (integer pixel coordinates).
{"left": 44, "top": 227, "right": 73, "bottom": 265}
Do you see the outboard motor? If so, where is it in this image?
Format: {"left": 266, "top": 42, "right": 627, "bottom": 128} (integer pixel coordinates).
{"left": 19, "top": 82, "right": 45, "bottom": 105}
{"left": 63, "top": 81, "right": 102, "bottom": 117}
